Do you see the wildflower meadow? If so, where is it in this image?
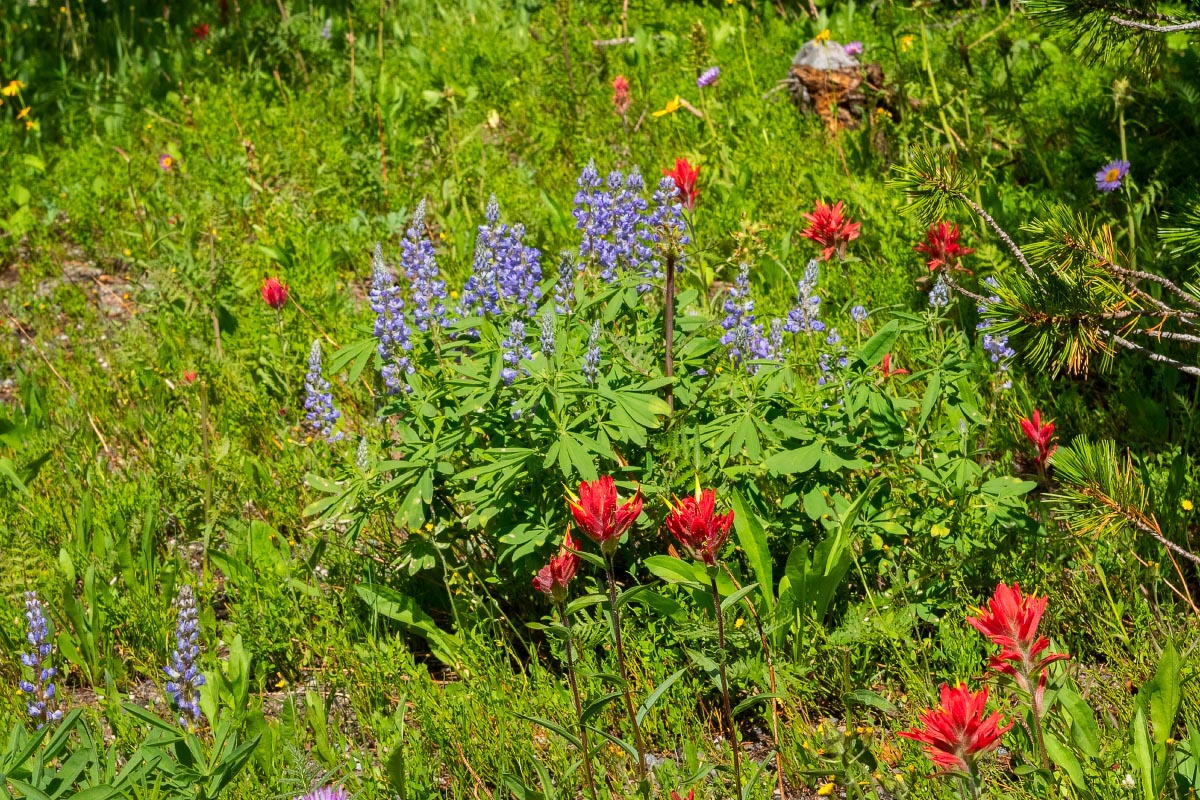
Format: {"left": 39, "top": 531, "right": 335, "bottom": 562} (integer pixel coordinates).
{"left": 2, "top": 0, "right": 1200, "bottom": 798}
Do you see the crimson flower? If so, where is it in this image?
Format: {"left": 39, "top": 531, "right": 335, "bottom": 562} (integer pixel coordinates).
{"left": 192, "top": 23, "right": 211, "bottom": 40}
{"left": 612, "top": 75, "right": 632, "bottom": 116}
{"left": 663, "top": 158, "right": 700, "bottom": 212}
{"left": 261, "top": 277, "right": 289, "bottom": 310}
{"left": 800, "top": 200, "right": 861, "bottom": 261}
{"left": 533, "top": 531, "right": 580, "bottom": 602}
{"left": 182, "top": 370, "right": 198, "bottom": 385}
{"left": 915, "top": 222, "right": 974, "bottom": 272}
{"left": 1019, "top": 409, "right": 1056, "bottom": 470}
{"left": 567, "top": 476, "right": 643, "bottom": 556}
{"left": 665, "top": 487, "right": 734, "bottom": 567}
{"left": 670, "top": 792, "right": 695, "bottom": 800}
{"left": 899, "top": 684, "right": 1012, "bottom": 774}
{"left": 967, "top": 583, "right": 1068, "bottom": 692}
{"left": 879, "top": 353, "right": 909, "bottom": 380}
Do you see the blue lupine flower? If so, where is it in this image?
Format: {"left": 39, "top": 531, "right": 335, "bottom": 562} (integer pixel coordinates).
{"left": 929, "top": 275, "right": 950, "bottom": 308}
{"left": 299, "top": 787, "right": 349, "bottom": 800}
{"left": 20, "top": 592, "right": 62, "bottom": 728}
{"left": 720, "top": 263, "right": 774, "bottom": 372}
{"left": 320, "top": 18, "right": 332, "bottom": 40}
{"left": 370, "top": 243, "right": 415, "bottom": 394}
{"left": 697, "top": 66, "right": 721, "bottom": 88}
{"left": 784, "top": 259, "right": 825, "bottom": 334}
{"left": 554, "top": 252, "right": 577, "bottom": 314}
{"left": 356, "top": 436, "right": 370, "bottom": 471}
{"left": 304, "top": 340, "right": 343, "bottom": 441}
{"left": 539, "top": 309, "right": 556, "bottom": 358}
{"left": 164, "top": 584, "right": 205, "bottom": 728}
{"left": 400, "top": 199, "right": 448, "bottom": 332}
{"left": 817, "top": 328, "right": 847, "bottom": 386}
{"left": 583, "top": 320, "right": 602, "bottom": 384}
{"left": 851, "top": 305, "right": 868, "bottom": 324}
{"left": 976, "top": 277, "right": 1015, "bottom": 389}
{"left": 460, "top": 196, "right": 543, "bottom": 318}
{"left": 501, "top": 319, "right": 532, "bottom": 386}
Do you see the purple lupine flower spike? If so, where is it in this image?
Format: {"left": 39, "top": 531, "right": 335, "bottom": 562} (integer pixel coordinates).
{"left": 720, "top": 263, "right": 774, "bottom": 373}
{"left": 784, "top": 259, "right": 825, "bottom": 334}
{"left": 164, "top": 584, "right": 206, "bottom": 728}
{"left": 304, "top": 340, "right": 343, "bottom": 441}
{"left": 400, "top": 199, "right": 448, "bottom": 333}
{"left": 500, "top": 319, "right": 532, "bottom": 386}
{"left": 539, "top": 309, "right": 557, "bottom": 358}
{"left": 583, "top": 321, "right": 602, "bottom": 384}
{"left": 20, "top": 592, "right": 62, "bottom": 728}
{"left": 370, "top": 243, "right": 415, "bottom": 393}
{"left": 697, "top": 66, "right": 720, "bottom": 88}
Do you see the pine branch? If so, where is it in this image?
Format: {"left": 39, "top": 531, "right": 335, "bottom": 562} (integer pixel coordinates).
{"left": 1109, "top": 15, "right": 1200, "bottom": 31}
{"left": 1107, "top": 333, "right": 1200, "bottom": 377}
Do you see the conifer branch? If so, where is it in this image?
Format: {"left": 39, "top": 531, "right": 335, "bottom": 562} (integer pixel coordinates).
{"left": 1108, "top": 15, "right": 1200, "bottom": 31}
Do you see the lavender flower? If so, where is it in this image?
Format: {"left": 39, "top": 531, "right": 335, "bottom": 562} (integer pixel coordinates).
{"left": 501, "top": 319, "right": 532, "bottom": 386}
{"left": 20, "top": 592, "right": 62, "bottom": 728}
{"left": 370, "top": 243, "right": 415, "bottom": 394}
{"left": 299, "top": 787, "right": 349, "bottom": 800}
{"left": 929, "top": 275, "right": 950, "bottom": 308}
{"left": 817, "top": 328, "right": 847, "bottom": 386}
{"left": 554, "top": 252, "right": 577, "bottom": 314}
{"left": 784, "top": 259, "right": 825, "bottom": 334}
{"left": 1095, "top": 159, "right": 1130, "bottom": 193}
{"left": 720, "top": 263, "right": 774, "bottom": 372}
{"left": 850, "top": 305, "right": 868, "bottom": 324}
{"left": 697, "top": 66, "right": 721, "bottom": 88}
{"left": 539, "top": 308, "right": 556, "bottom": 357}
{"left": 164, "top": 585, "right": 205, "bottom": 728}
{"left": 460, "top": 196, "right": 543, "bottom": 318}
{"left": 844, "top": 41, "right": 863, "bottom": 56}
{"left": 976, "top": 277, "right": 1015, "bottom": 389}
{"left": 583, "top": 320, "right": 602, "bottom": 384}
{"left": 304, "top": 340, "right": 343, "bottom": 441}
{"left": 400, "top": 199, "right": 448, "bottom": 332}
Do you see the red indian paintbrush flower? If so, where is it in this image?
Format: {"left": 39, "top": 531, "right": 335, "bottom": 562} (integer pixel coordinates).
{"left": 533, "top": 530, "right": 580, "bottom": 602}
{"left": 915, "top": 222, "right": 974, "bottom": 272}
{"left": 1019, "top": 409, "right": 1056, "bottom": 471}
{"left": 191, "top": 23, "right": 211, "bottom": 41}
{"left": 670, "top": 792, "right": 695, "bottom": 800}
{"left": 182, "top": 370, "right": 198, "bottom": 385}
{"left": 899, "top": 683, "right": 1012, "bottom": 774}
{"left": 261, "top": 277, "right": 289, "bottom": 310}
{"left": 879, "top": 353, "right": 909, "bottom": 380}
{"left": 567, "top": 476, "right": 643, "bottom": 556}
{"left": 612, "top": 75, "right": 632, "bottom": 116}
{"left": 966, "top": 583, "right": 1068, "bottom": 687}
{"left": 665, "top": 486, "right": 734, "bottom": 567}
{"left": 663, "top": 158, "right": 700, "bottom": 212}
{"left": 800, "top": 200, "right": 861, "bottom": 261}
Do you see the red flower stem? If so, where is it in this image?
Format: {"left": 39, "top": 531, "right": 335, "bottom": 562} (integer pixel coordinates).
{"left": 1028, "top": 675, "right": 1050, "bottom": 771}
{"left": 664, "top": 250, "right": 676, "bottom": 413}
{"left": 558, "top": 601, "right": 599, "bottom": 800}
{"left": 605, "top": 559, "right": 648, "bottom": 781}
{"left": 710, "top": 575, "right": 743, "bottom": 799}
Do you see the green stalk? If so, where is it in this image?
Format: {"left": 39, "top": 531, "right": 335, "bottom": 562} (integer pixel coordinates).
{"left": 1118, "top": 105, "right": 1137, "bottom": 270}
{"left": 710, "top": 574, "right": 742, "bottom": 799}
{"left": 605, "top": 558, "right": 649, "bottom": 783}
{"left": 558, "top": 602, "right": 599, "bottom": 800}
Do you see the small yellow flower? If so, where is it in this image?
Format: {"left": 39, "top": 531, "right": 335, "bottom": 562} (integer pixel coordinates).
{"left": 734, "top": 617, "right": 745, "bottom": 629}
{"left": 450, "top": 290, "right": 459, "bottom": 300}
{"left": 123, "top": 248, "right": 132, "bottom": 257}
{"left": 874, "top": 107, "right": 893, "bottom": 122}
{"left": 931, "top": 522, "right": 950, "bottom": 538}
{"left": 17, "top": 106, "right": 29, "bottom": 119}
{"left": 652, "top": 96, "right": 683, "bottom": 118}
{"left": 815, "top": 29, "right": 831, "bottom": 43}
{"left": 25, "top": 119, "right": 38, "bottom": 131}
{"left": 1183, "top": 499, "right": 1193, "bottom": 512}
{"left": 900, "top": 35, "right": 915, "bottom": 52}
{"left": 425, "top": 522, "right": 434, "bottom": 532}
{"left": 2, "top": 80, "right": 25, "bottom": 97}
{"left": 817, "top": 782, "right": 835, "bottom": 796}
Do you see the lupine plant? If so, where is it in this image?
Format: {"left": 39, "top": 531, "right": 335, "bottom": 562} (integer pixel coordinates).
{"left": 165, "top": 583, "right": 206, "bottom": 728}
{"left": 19, "top": 591, "right": 62, "bottom": 728}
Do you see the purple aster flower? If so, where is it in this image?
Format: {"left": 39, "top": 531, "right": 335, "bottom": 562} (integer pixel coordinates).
{"left": 164, "top": 584, "right": 206, "bottom": 728}
{"left": 158, "top": 154, "right": 175, "bottom": 171}
{"left": 583, "top": 320, "right": 602, "bottom": 384}
{"left": 400, "top": 199, "right": 447, "bottom": 332}
{"left": 697, "top": 66, "right": 721, "bottom": 88}
{"left": 20, "top": 592, "right": 62, "bottom": 728}
{"left": 298, "top": 788, "right": 349, "bottom": 800}
{"left": 304, "top": 340, "right": 343, "bottom": 442}
{"left": 370, "top": 243, "right": 415, "bottom": 394}
{"left": 1095, "top": 159, "right": 1129, "bottom": 193}
{"left": 844, "top": 41, "right": 863, "bottom": 56}
{"left": 500, "top": 319, "right": 532, "bottom": 386}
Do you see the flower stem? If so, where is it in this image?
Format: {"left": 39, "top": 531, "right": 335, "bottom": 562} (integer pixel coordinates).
{"left": 664, "top": 250, "right": 676, "bottom": 413}
{"left": 1030, "top": 686, "right": 1051, "bottom": 772}
{"left": 710, "top": 575, "right": 743, "bottom": 799}
{"left": 1118, "top": 104, "right": 1137, "bottom": 270}
{"left": 605, "top": 559, "right": 649, "bottom": 782}
{"left": 558, "top": 601, "right": 599, "bottom": 800}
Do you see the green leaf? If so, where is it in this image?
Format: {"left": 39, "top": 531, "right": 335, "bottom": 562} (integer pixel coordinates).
{"left": 917, "top": 371, "right": 941, "bottom": 435}
{"left": 1058, "top": 686, "right": 1101, "bottom": 758}
{"left": 355, "top": 585, "right": 460, "bottom": 666}
{"left": 513, "top": 714, "right": 581, "bottom": 750}
{"left": 842, "top": 689, "right": 898, "bottom": 715}
{"left": 859, "top": 320, "right": 900, "bottom": 367}
{"left": 764, "top": 441, "right": 823, "bottom": 475}
{"left": 636, "top": 668, "right": 687, "bottom": 725}
{"left": 1045, "top": 731, "right": 1087, "bottom": 791}
{"left": 1131, "top": 705, "right": 1155, "bottom": 800}
{"left": 719, "top": 582, "right": 759, "bottom": 612}
{"left": 731, "top": 492, "right": 772, "bottom": 609}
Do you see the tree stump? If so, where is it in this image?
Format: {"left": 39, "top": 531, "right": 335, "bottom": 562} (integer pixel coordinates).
{"left": 786, "top": 40, "right": 891, "bottom": 133}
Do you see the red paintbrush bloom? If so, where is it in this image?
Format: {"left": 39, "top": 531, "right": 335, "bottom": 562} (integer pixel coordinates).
{"left": 567, "top": 476, "right": 643, "bottom": 557}
{"left": 612, "top": 75, "right": 632, "bottom": 116}
{"left": 533, "top": 530, "right": 580, "bottom": 602}
{"left": 879, "top": 353, "right": 909, "bottom": 379}
{"left": 900, "top": 683, "right": 1012, "bottom": 774}
{"left": 1019, "top": 409, "right": 1057, "bottom": 470}
{"left": 192, "top": 23, "right": 211, "bottom": 40}
{"left": 966, "top": 583, "right": 1068, "bottom": 691}
{"left": 662, "top": 158, "right": 700, "bottom": 212}
{"left": 261, "top": 277, "right": 289, "bottom": 310}
{"left": 800, "top": 200, "right": 861, "bottom": 261}
{"left": 670, "top": 792, "right": 695, "bottom": 800}
{"left": 915, "top": 222, "right": 974, "bottom": 272}
{"left": 182, "top": 370, "right": 198, "bottom": 385}
{"left": 665, "top": 487, "right": 734, "bottom": 567}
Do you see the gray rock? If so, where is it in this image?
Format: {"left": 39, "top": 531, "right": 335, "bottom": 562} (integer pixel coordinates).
{"left": 791, "top": 40, "right": 860, "bottom": 70}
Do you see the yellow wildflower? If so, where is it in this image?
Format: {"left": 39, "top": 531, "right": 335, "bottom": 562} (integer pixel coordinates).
{"left": 815, "top": 29, "right": 831, "bottom": 43}
{"left": 17, "top": 106, "right": 29, "bottom": 119}
{"left": 1183, "top": 499, "right": 1193, "bottom": 512}
{"left": 734, "top": 617, "right": 745, "bottom": 629}
{"left": 2, "top": 80, "right": 25, "bottom": 97}
{"left": 931, "top": 522, "right": 950, "bottom": 538}
{"left": 817, "top": 782, "right": 835, "bottom": 796}
{"left": 25, "top": 119, "right": 38, "bottom": 131}
{"left": 652, "top": 96, "right": 683, "bottom": 118}
{"left": 900, "top": 35, "right": 915, "bottom": 52}
{"left": 123, "top": 249, "right": 132, "bottom": 257}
